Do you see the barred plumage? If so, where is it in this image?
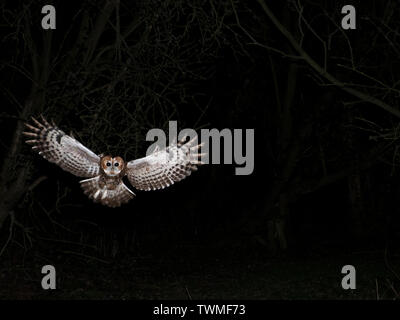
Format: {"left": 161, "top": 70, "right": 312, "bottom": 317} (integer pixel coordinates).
{"left": 126, "top": 137, "right": 204, "bottom": 191}
{"left": 23, "top": 116, "right": 205, "bottom": 208}
{"left": 23, "top": 116, "right": 100, "bottom": 178}
{"left": 80, "top": 176, "right": 135, "bottom": 208}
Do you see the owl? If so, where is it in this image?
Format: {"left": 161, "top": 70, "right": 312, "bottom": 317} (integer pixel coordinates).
{"left": 23, "top": 116, "right": 205, "bottom": 207}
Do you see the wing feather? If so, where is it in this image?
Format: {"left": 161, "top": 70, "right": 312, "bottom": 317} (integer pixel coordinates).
{"left": 23, "top": 116, "right": 100, "bottom": 178}
{"left": 126, "top": 137, "right": 205, "bottom": 191}
{"left": 80, "top": 176, "right": 135, "bottom": 207}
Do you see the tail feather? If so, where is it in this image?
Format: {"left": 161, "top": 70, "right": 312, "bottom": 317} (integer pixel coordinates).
{"left": 80, "top": 176, "right": 135, "bottom": 208}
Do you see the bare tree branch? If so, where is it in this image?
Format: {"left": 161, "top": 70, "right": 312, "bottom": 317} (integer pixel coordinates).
{"left": 257, "top": 0, "right": 400, "bottom": 118}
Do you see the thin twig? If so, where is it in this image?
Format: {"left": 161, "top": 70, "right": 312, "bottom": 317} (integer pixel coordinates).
{"left": 185, "top": 286, "right": 192, "bottom": 300}
{"left": 0, "top": 211, "right": 14, "bottom": 257}
{"left": 256, "top": 0, "right": 400, "bottom": 119}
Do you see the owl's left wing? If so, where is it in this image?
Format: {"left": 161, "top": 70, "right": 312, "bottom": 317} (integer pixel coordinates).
{"left": 126, "top": 137, "right": 205, "bottom": 191}
{"left": 23, "top": 116, "right": 100, "bottom": 178}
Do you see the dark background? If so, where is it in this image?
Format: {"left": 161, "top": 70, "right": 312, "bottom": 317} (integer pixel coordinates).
{"left": 0, "top": 0, "right": 399, "bottom": 299}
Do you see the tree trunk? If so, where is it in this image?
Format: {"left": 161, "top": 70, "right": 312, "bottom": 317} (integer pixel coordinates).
{"left": 347, "top": 164, "right": 364, "bottom": 239}
{"left": 346, "top": 109, "right": 364, "bottom": 240}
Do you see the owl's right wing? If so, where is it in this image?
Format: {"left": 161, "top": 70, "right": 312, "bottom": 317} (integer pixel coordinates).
{"left": 23, "top": 116, "right": 100, "bottom": 178}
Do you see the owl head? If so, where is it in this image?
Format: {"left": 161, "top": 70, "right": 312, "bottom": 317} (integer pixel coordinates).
{"left": 100, "top": 156, "right": 125, "bottom": 176}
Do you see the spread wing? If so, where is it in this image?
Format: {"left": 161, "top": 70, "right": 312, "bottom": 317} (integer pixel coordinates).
{"left": 23, "top": 116, "right": 100, "bottom": 178}
{"left": 126, "top": 137, "right": 205, "bottom": 191}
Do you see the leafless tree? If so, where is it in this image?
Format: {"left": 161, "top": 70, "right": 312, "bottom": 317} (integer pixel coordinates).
{"left": 0, "top": 0, "right": 245, "bottom": 254}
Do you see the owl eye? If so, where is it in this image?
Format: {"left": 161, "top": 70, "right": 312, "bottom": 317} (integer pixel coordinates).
{"left": 106, "top": 162, "right": 111, "bottom": 167}
{"left": 114, "top": 162, "right": 119, "bottom": 167}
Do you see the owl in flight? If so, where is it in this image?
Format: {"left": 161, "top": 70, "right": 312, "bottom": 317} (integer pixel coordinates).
{"left": 23, "top": 116, "right": 205, "bottom": 207}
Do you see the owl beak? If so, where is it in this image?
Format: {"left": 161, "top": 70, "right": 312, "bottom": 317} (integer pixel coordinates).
{"left": 109, "top": 167, "right": 118, "bottom": 176}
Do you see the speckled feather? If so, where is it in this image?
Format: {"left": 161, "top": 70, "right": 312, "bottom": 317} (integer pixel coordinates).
{"left": 24, "top": 116, "right": 205, "bottom": 207}
{"left": 23, "top": 117, "right": 100, "bottom": 178}
{"left": 126, "top": 137, "right": 205, "bottom": 191}
{"left": 80, "top": 176, "right": 135, "bottom": 208}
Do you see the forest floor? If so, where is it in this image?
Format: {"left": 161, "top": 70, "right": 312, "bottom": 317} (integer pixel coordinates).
{"left": 0, "top": 244, "right": 399, "bottom": 300}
